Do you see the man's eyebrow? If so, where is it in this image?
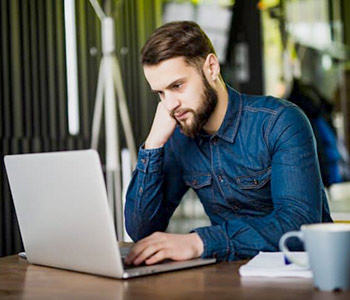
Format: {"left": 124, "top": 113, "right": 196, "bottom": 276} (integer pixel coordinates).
{"left": 151, "top": 78, "right": 185, "bottom": 93}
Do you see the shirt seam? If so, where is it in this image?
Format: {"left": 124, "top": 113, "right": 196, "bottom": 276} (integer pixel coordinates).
{"left": 243, "top": 106, "right": 278, "bottom": 115}
{"left": 264, "top": 105, "right": 288, "bottom": 153}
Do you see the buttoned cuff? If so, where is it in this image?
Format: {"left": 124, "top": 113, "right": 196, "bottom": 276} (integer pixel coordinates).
{"left": 193, "top": 225, "right": 230, "bottom": 261}
{"left": 136, "top": 144, "right": 164, "bottom": 173}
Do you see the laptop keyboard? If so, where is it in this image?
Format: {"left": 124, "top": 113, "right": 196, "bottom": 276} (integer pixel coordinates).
{"left": 119, "top": 246, "right": 131, "bottom": 258}
{"left": 119, "top": 246, "right": 145, "bottom": 269}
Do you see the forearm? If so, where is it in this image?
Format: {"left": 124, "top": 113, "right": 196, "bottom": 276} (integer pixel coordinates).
{"left": 194, "top": 202, "right": 319, "bottom": 261}
{"left": 125, "top": 143, "right": 188, "bottom": 241}
{"left": 125, "top": 173, "right": 165, "bottom": 240}
{"left": 125, "top": 146, "right": 167, "bottom": 240}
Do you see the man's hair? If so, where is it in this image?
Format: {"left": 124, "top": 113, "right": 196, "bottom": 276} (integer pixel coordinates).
{"left": 141, "top": 21, "right": 216, "bottom": 69}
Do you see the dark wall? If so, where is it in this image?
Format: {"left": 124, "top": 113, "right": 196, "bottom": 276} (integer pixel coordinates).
{"left": 0, "top": 0, "right": 159, "bottom": 257}
{"left": 225, "top": 0, "right": 264, "bottom": 95}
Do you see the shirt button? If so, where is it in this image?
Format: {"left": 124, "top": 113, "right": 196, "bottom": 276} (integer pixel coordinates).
{"left": 139, "top": 187, "right": 143, "bottom": 195}
{"left": 218, "top": 175, "right": 224, "bottom": 183}
{"left": 192, "top": 179, "right": 197, "bottom": 186}
{"left": 141, "top": 158, "right": 146, "bottom": 164}
{"left": 212, "top": 138, "right": 218, "bottom": 145}
{"left": 253, "top": 179, "right": 259, "bottom": 185}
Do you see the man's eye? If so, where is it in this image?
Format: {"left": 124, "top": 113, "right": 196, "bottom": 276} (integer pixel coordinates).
{"left": 173, "top": 84, "right": 181, "bottom": 89}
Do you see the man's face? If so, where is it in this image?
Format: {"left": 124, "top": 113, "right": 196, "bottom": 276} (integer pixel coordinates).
{"left": 143, "top": 57, "right": 218, "bottom": 138}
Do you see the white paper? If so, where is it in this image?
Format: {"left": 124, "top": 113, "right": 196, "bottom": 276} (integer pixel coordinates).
{"left": 239, "top": 252, "right": 312, "bottom": 278}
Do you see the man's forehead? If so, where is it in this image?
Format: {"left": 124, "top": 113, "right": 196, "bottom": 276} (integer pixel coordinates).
{"left": 143, "top": 57, "right": 196, "bottom": 90}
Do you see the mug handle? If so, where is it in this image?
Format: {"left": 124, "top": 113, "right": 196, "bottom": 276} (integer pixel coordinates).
{"left": 279, "top": 231, "right": 309, "bottom": 268}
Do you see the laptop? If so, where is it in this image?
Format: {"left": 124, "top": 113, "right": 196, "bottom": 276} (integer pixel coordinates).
{"left": 4, "top": 150, "right": 216, "bottom": 279}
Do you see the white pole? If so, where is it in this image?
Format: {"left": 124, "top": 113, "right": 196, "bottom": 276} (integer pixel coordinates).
{"left": 88, "top": 1, "right": 137, "bottom": 240}
{"left": 112, "top": 57, "right": 137, "bottom": 169}
{"left": 64, "top": 0, "right": 80, "bottom": 135}
{"left": 102, "top": 18, "right": 124, "bottom": 239}
{"left": 91, "top": 59, "right": 105, "bottom": 150}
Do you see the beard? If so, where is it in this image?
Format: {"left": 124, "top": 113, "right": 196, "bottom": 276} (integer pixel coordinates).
{"left": 172, "top": 72, "right": 218, "bottom": 138}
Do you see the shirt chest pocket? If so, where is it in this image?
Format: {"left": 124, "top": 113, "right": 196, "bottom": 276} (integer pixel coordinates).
{"left": 183, "top": 173, "right": 212, "bottom": 200}
{"left": 233, "top": 167, "right": 272, "bottom": 210}
{"left": 183, "top": 174, "right": 212, "bottom": 189}
{"left": 235, "top": 167, "right": 271, "bottom": 189}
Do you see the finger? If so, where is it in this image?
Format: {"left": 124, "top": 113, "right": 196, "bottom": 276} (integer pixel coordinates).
{"left": 125, "top": 234, "right": 157, "bottom": 263}
{"left": 125, "top": 232, "right": 165, "bottom": 264}
{"left": 133, "top": 243, "right": 163, "bottom": 265}
{"left": 145, "top": 250, "right": 167, "bottom": 265}
{"left": 125, "top": 242, "right": 148, "bottom": 264}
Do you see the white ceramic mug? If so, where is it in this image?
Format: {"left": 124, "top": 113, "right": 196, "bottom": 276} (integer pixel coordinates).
{"left": 279, "top": 223, "right": 350, "bottom": 291}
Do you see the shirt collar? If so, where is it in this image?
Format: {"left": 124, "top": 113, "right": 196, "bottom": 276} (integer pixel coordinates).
{"left": 196, "top": 85, "right": 242, "bottom": 145}
{"left": 215, "top": 85, "right": 242, "bottom": 143}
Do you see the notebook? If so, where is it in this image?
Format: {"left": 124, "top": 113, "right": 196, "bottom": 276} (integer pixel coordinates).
{"left": 4, "top": 150, "right": 215, "bottom": 279}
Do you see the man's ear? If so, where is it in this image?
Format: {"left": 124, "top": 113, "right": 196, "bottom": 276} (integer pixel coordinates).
{"left": 203, "top": 54, "right": 220, "bottom": 82}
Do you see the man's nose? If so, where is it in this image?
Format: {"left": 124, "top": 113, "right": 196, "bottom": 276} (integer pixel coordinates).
{"left": 163, "top": 92, "right": 181, "bottom": 112}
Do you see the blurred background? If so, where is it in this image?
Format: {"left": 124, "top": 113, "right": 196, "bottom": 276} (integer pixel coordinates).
{"left": 1, "top": 0, "right": 350, "bottom": 257}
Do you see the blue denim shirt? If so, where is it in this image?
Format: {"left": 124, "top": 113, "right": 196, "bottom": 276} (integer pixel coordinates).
{"left": 125, "top": 86, "right": 332, "bottom": 261}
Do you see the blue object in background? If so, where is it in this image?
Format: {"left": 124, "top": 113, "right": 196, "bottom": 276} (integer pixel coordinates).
{"left": 313, "top": 117, "right": 342, "bottom": 184}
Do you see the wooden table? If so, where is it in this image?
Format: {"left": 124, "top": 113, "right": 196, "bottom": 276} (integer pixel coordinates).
{"left": 0, "top": 255, "right": 349, "bottom": 300}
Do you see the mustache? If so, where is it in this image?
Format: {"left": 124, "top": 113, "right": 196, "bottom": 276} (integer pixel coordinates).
{"left": 170, "top": 108, "right": 194, "bottom": 119}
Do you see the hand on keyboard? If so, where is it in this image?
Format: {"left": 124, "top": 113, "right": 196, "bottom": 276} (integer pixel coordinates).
{"left": 124, "top": 232, "right": 203, "bottom": 266}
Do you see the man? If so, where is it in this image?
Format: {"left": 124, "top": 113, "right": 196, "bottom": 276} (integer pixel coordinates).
{"left": 124, "top": 21, "right": 332, "bottom": 266}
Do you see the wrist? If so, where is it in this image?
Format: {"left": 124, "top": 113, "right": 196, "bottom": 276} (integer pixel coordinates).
{"left": 190, "top": 233, "right": 204, "bottom": 257}
{"left": 144, "top": 135, "right": 166, "bottom": 150}
{"left": 144, "top": 140, "right": 164, "bottom": 150}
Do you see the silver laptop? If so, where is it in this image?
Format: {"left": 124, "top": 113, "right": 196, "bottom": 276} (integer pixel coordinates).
{"left": 4, "top": 150, "right": 215, "bottom": 279}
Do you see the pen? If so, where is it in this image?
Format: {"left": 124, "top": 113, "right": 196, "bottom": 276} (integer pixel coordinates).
{"left": 284, "top": 255, "right": 291, "bottom": 265}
